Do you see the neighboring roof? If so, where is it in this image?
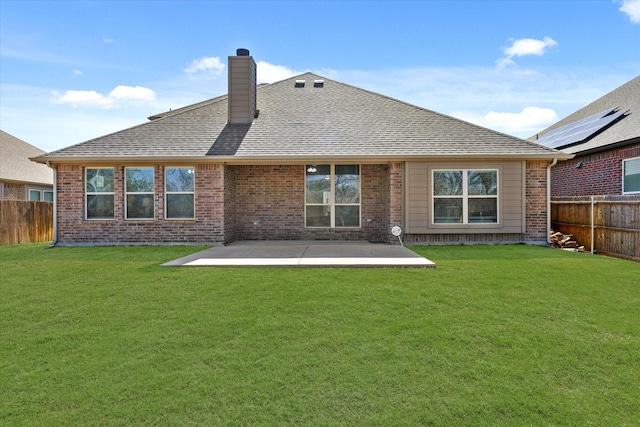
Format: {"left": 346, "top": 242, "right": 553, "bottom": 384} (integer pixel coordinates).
{"left": 34, "top": 73, "right": 566, "bottom": 163}
{"left": 530, "top": 76, "right": 640, "bottom": 155}
{"left": 0, "top": 130, "right": 54, "bottom": 185}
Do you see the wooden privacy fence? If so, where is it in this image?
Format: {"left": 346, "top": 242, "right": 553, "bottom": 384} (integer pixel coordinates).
{"left": 551, "top": 195, "right": 640, "bottom": 261}
{"left": 0, "top": 200, "right": 53, "bottom": 245}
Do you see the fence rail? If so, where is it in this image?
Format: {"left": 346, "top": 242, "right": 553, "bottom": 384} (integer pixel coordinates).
{"left": 551, "top": 195, "right": 640, "bottom": 261}
{"left": 0, "top": 200, "right": 53, "bottom": 245}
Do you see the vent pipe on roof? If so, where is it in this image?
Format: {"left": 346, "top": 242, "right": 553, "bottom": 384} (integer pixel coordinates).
{"left": 228, "top": 48, "right": 257, "bottom": 124}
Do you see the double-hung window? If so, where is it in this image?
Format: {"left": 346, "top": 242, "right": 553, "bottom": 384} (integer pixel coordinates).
{"left": 125, "top": 167, "right": 154, "bottom": 219}
{"left": 433, "top": 169, "right": 498, "bottom": 224}
{"left": 623, "top": 157, "right": 640, "bottom": 194}
{"left": 305, "top": 164, "right": 360, "bottom": 228}
{"left": 165, "top": 167, "right": 195, "bottom": 219}
{"left": 86, "top": 168, "right": 115, "bottom": 219}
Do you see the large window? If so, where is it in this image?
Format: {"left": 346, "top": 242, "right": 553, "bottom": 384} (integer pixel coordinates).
{"left": 165, "top": 167, "right": 195, "bottom": 219}
{"left": 433, "top": 169, "right": 498, "bottom": 224}
{"left": 125, "top": 167, "right": 154, "bottom": 219}
{"left": 86, "top": 168, "right": 114, "bottom": 219}
{"left": 623, "top": 157, "right": 640, "bottom": 194}
{"left": 306, "top": 164, "right": 360, "bottom": 228}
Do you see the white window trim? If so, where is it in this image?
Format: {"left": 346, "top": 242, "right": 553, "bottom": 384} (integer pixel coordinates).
{"left": 125, "top": 167, "right": 155, "bottom": 220}
{"left": 622, "top": 156, "right": 640, "bottom": 195}
{"left": 305, "top": 164, "right": 361, "bottom": 228}
{"left": 85, "top": 167, "right": 115, "bottom": 220}
{"left": 27, "top": 187, "right": 53, "bottom": 202}
{"left": 432, "top": 169, "right": 499, "bottom": 225}
{"left": 164, "top": 166, "right": 195, "bottom": 220}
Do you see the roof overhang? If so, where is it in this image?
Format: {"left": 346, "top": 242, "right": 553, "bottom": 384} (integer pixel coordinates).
{"left": 32, "top": 152, "right": 574, "bottom": 165}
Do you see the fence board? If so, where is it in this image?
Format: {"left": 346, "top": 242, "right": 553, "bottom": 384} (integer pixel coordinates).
{"left": 0, "top": 200, "right": 53, "bottom": 245}
{"left": 552, "top": 195, "right": 640, "bottom": 262}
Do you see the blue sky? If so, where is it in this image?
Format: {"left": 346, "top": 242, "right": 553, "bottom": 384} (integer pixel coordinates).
{"left": 1, "top": 0, "right": 639, "bottom": 152}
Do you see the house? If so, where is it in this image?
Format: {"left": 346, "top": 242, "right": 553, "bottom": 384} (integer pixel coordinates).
{"left": 1, "top": 130, "right": 54, "bottom": 201}
{"left": 32, "top": 49, "right": 569, "bottom": 246}
{"left": 531, "top": 76, "right": 640, "bottom": 196}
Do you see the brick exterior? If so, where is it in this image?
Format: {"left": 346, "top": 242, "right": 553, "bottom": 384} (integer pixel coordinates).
{"left": 525, "top": 161, "right": 548, "bottom": 243}
{"left": 55, "top": 163, "right": 391, "bottom": 245}
{"left": 56, "top": 164, "right": 227, "bottom": 245}
{"left": 54, "top": 160, "right": 551, "bottom": 246}
{"left": 551, "top": 142, "right": 640, "bottom": 196}
{"left": 232, "top": 164, "right": 389, "bottom": 242}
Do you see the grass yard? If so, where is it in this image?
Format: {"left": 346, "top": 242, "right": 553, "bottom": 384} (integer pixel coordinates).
{"left": 1, "top": 244, "right": 639, "bottom": 426}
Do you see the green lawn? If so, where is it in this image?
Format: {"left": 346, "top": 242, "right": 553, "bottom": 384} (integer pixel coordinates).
{"left": 1, "top": 244, "right": 639, "bottom": 426}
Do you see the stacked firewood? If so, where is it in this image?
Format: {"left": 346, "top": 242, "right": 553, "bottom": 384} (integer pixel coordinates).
{"left": 550, "top": 230, "right": 586, "bottom": 252}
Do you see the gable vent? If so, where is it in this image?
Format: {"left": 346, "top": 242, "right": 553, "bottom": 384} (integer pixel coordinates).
{"left": 295, "top": 80, "right": 305, "bottom": 88}
{"left": 314, "top": 79, "right": 324, "bottom": 88}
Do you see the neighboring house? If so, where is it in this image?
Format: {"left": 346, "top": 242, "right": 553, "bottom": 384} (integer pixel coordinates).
{"left": 531, "top": 76, "right": 640, "bottom": 196}
{"left": 0, "top": 130, "right": 54, "bottom": 201}
{"left": 32, "top": 49, "right": 569, "bottom": 246}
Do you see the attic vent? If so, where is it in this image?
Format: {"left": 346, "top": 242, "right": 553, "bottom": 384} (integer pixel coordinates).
{"left": 295, "top": 80, "right": 305, "bottom": 88}
{"left": 314, "top": 79, "right": 324, "bottom": 88}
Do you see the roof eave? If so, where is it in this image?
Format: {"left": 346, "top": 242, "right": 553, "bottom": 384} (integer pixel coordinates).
{"left": 32, "top": 152, "right": 573, "bottom": 165}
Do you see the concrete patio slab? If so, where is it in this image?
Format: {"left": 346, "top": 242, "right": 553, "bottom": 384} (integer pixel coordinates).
{"left": 163, "top": 241, "right": 435, "bottom": 268}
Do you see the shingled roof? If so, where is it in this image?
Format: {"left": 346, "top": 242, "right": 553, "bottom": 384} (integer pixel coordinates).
{"left": 1, "top": 130, "right": 53, "bottom": 185}
{"left": 530, "top": 75, "right": 640, "bottom": 155}
{"left": 35, "top": 72, "right": 565, "bottom": 163}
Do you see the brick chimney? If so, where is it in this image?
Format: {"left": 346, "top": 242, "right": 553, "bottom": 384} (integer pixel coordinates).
{"left": 228, "top": 48, "right": 257, "bottom": 124}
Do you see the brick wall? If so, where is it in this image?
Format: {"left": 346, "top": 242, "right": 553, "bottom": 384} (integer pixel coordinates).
{"left": 525, "top": 161, "right": 548, "bottom": 242}
{"left": 232, "top": 164, "right": 389, "bottom": 242}
{"left": 55, "top": 164, "right": 226, "bottom": 245}
{"left": 55, "top": 163, "right": 391, "bottom": 245}
{"left": 551, "top": 143, "right": 640, "bottom": 196}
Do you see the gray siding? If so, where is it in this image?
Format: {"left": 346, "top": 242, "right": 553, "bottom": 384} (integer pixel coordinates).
{"left": 405, "top": 161, "right": 525, "bottom": 234}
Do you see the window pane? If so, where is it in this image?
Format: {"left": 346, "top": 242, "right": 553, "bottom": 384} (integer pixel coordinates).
{"left": 335, "top": 165, "right": 360, "bottom": 203}
{"left": 624, "top": 158, "right": 640, "bottom": 193}
{"left": 166, "top": 167, "right": 194, "bottom": 192}
{"left": 127, "top": 194, "right": 154, "bottom": 219}
{"left": 87, "top": 194, "right": 114, "bottom": 219}
{"left": 335, "top": 206, "right": 360, "bottom": 227}
{"left": 126, "top": 168, "right": 154, "bottom": 192}
{"left": 44, "top": 192, "right": 54, "bottom": 202}
{"left": 29, "top": 190, "right": 41, "bottom": 201}
{"left": 434, "top": 198, "right": 463, "bottom": 223}
{"left": 434, "top": 171, "right": 463, "bottom": 196}
{"left": 468, "top": 198, "right": 497, "bottom": 223}
{"left": 167, "top": 194, "right": 194, "bottom": 219}
{"left": 86, "top": 168, "right": 114, "bottom": 192}
{"left": 306, "top": 205, "right": 331, "bottom": 227}
{"left": 306, "top": 165, "right": 331, "bottom": 203}
{"left": 468, "top": 171, "right": 497, "bottom": 195}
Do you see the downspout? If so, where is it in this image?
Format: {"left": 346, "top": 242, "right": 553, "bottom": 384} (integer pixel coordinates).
{"left": 546, "top": 158, "right": 558, "bottom": 244}
{"left": 46, "top": 161, "right": 58, "bottom": 247}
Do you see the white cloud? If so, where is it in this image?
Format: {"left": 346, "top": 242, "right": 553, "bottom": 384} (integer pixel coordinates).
{"left": 497, "top": 36, "right": 558, "bottom": 68}
{"left": 102, "top": 36, "right": 114, "bottom": 44}
{"left": 51, "top": 85, "right": 156, "bottom": 108}
{"left": 52, "top": 90, "right": 115, "bottom": 108}
{"left": 483, "top": 107, "right": 560, "bottom": 134}
{"left": 184, "top": 57, "right": 225, "bottom": 78}
{"left": 73, "top": 70, "right": 83, "bottom": 76}
{"left": 109, "top": 85, "right": 156, "bottom": 101}
{"left": 256, "top": 61, "right": 300, "bottom": 83}
{"left": 619, "top": 0, "right": 640, "bottom": 23}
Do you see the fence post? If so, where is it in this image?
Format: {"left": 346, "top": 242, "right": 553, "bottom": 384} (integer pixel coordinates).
{"left": 591, "top": 196, "right": 595, "bottom": 255}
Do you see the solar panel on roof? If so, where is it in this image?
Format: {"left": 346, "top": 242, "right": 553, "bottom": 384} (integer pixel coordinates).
{"left": 536, "top": 107, "right": 628, "bottom": 149}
